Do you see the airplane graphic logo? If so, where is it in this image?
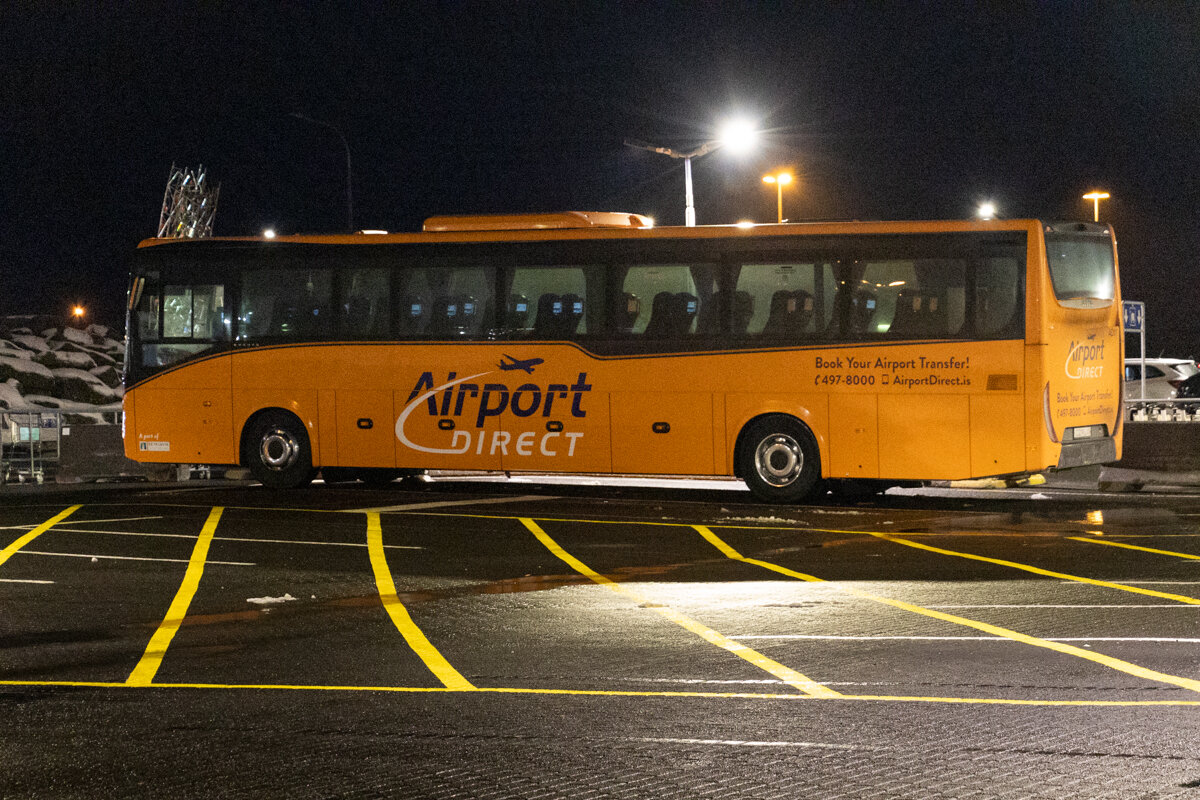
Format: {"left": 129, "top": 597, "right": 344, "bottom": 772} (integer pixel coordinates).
{"left": 498, "top": 354, "right": 544, "bottom": 374}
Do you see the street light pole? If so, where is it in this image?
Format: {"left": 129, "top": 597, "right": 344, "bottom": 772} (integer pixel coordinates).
{"left": 625, "top": 120, "right": 757, "bottom": 227}
{"left": 290, "top": 113, "right": 354, "bottom": 232}
{"left": 761, "top": 172, "right": 793, "bottom": 223}
{"left": 625, "top": 139, "right": 717, "bottom": 227}
{"left": 1082, "top": 190, "right": 1110, "bottom": 223}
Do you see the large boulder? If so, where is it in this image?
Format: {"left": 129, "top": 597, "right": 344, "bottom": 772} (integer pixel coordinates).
{"left": 5, "top": 334, "right": 49, "bottom": 354}
{"left": 89, "top": 365, "right": 122, "bottom": 388}
{"left": 44, "top": 326, "right": 95, "bottom": 348}
{"left": 36, "top": 348, "right": 97, "bottom": 370}
{"left": 0, "top": 339, "right": 30, "bottom": 358}
{"left": 52, "top": 368, "right": 120, "bottom": 405}
{"left": 0, "top": 354, "right": 55, "bottom": 395}
{"left": 54, "top": 340, "right": 118, "bottom": 367}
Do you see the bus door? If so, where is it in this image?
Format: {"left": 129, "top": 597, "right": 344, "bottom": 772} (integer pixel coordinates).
{"left": 608, "top": 262, "right": 717, "bottom": 475}
{"left": 127, "top": 274, "right": 234, "bottom": 463}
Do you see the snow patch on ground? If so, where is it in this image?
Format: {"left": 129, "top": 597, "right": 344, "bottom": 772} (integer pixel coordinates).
{"left": 246, "top": 593, "right": 297, "bottom": 605}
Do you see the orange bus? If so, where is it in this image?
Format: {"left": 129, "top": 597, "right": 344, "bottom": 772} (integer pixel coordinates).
{"left": 123, "top": 212, "right": 1122, "bottom": 501}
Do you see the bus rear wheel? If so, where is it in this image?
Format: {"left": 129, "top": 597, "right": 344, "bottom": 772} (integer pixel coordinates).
{"left": 246, "top": 412, "right": 315, "bottom": 489}
{"left": 739, "top": 415, "right": 821, "bottom": 503}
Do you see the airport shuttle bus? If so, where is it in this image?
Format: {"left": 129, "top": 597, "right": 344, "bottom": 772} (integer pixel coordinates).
{"left": 123, "top": 213, "right": 1122, "bottom": 501}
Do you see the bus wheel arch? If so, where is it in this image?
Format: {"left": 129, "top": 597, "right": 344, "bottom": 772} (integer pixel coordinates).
{"left": 735, "top": 413, "right": 822, "bottom": 503}
{"left": 240, "top": 408, "right": 316, "bottom": 489}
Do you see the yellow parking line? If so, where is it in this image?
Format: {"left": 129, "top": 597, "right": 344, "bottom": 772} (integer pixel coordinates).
{"left": 0, "top": 505, "right": 81, "bottom": 569}
{"left": 2, "top": 677, "right": 1199, "bottom": 707}
{"left": 520, "top": 517, "right": 839, "bottom": 698}
{"left": 692, "top": 525, "right": 1200, "bottom": 695}
{"left": 366, "top": 513, "right": 475, "bottom": 690}
{"left": 861, "top": 531, "right": 1200, "bottom": 606}
{"left": 127, "top": 507, "right": 224, "bottom": 686}
{"left": 1068, "top": 537, "right": 1200, "bottom": 561}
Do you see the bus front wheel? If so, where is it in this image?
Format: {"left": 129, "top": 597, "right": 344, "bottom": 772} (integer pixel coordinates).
{"left": 739, "top": 415, "right": 821, "bottom": 503}
{"left": 245, "top": 412, "right": 315, "bottom": 489}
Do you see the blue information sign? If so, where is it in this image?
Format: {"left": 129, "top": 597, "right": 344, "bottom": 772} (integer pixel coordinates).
{"left": 1123, "top": 301, "right": 1144, "bottom": 333}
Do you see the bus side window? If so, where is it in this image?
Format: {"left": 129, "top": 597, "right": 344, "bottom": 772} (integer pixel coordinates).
{"left": 734, "top": 263, "right": 829, "bottom": 341}
{"left": 620, "top": 264, "right": 710, "bottom": 340}
{"left": 506, "top": 265, "right": 594, "bottom": 339}
{"left": 403, "top": 265, "right": 493, "bottom": 338}
{"left": 889, "top": 289, "right": 947, "bottom": 338}
{"left": 239, "top": 268, "right": 332, "bottom": 341}
{"left": 338, "top": 267, "right": 389, "bottom": 339}
{"left": 973, "top": 257, "right": 1021, "bottom": 337}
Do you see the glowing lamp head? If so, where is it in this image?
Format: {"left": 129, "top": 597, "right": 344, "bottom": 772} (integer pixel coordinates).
{"left": 718, "top": 118, "right": 758, "bottom": 155}
{"left": 72, "top": 305, "right": 85, "bottom": 319}
{"left": 263, "top": 228, "right": 277, "bottom": 239}
{"left": 977, "top": 201, "right": 997, "bottom": 220}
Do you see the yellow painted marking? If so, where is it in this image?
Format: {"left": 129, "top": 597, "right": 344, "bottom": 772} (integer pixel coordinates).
{"left": 520, "top": 517, "right": 838, "bottom": 698}
{"left": 1068, "top": 537, "right": 1200, "bottom": 561}
{"left": 0, "top": 678, "right": 1198, "bottom": 707}
{"left": 127, "top": 507, "right": 224, "bottom": 686}
{"left": 692, "top": 525, "right": 1200, "bottom": 695}
{"left": 0, "top": 505, "right": 81, "bottom": 569}
{"left": 366, "top": 512, "right": 475, "bottom": 690}
{"left": 864, "top": 531, "right": 1200, "bottom": 606}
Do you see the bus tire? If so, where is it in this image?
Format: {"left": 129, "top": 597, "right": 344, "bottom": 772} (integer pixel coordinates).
{"left": 245, "top": 411, "right": 315, "bottom": 489}
{"left": 738, "top": 415, "right": 821, "bottom": 503}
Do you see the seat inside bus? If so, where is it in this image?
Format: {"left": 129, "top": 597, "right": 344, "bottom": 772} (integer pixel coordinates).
{"left": 889, "top": 288, "right": 947, "bottom": 338}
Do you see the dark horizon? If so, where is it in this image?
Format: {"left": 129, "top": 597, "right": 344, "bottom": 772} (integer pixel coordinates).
{"left": 4, "top": 4, "right": 1197, "bottom": 353}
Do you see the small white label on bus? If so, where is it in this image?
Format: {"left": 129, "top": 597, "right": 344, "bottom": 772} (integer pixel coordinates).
{"left": 139, "top": 441, "right": 170, "bottom": 452}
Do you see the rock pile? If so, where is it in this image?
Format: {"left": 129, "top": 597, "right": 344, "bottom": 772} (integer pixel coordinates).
{"left": 0, "top": 324, "right": 124, "bottom": 414}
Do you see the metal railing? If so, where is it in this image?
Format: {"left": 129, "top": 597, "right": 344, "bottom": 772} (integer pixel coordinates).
{"left": 0, "top": 410, "right": 120, "bottom": 485}
{"left": 1126, "top": 398, "right": 1200, "bottom": 423}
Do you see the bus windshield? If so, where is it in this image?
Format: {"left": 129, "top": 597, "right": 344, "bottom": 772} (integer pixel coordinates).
{"left": 129, "top": 270, "right": 229, "bottom": 370}
{"left": 1044, "top": 230, "right": 1115, "bottom": 308}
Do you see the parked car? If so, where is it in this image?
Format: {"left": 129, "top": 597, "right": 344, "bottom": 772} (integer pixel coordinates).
{"left": 1124, "top": 358, "right": 1200, "bottom": 400}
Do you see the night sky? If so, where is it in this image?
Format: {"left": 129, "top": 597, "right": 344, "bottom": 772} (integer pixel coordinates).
{"left": 3, "top": 3, "right": 1198, "bottom": 354}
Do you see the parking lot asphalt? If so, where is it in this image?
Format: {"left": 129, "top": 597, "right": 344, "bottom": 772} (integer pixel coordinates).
{"left": 3, "top": 478, "right": 1200, "bottom": 798}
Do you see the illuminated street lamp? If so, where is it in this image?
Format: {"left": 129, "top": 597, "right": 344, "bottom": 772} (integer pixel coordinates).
{"left": 1082, "top": 190, "right": 1110, "bottom": 222}
{"left": 71, "top": 305, "right": 85, "bottom": 322}
{"left": 290, "top": 112, "right": 354, "bottom": 232}
{"left": 625, "top": 119, "right": 759, "bottom": 226}
{"left": 762, "top": 172, "right": 794, "bottom": 223}
{"left": 977, "top": 201, "right": 997, "bottom": 221}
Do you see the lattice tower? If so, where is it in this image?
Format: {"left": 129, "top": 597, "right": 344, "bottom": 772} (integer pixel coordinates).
{"left": 157, "top": 164, "right": 220, "bottom": 238}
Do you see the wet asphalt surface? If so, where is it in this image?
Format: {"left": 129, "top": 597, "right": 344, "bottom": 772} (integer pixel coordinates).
{"left": 2, "top": 477, "right": 1200, "bottom": 798}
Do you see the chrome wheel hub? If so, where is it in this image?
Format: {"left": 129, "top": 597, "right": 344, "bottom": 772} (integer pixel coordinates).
{"left": 755, "top": 434, "right": 803, "bottom": 487}
{"left": 259, "top": 428, "right": 300, "bottom": 471}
